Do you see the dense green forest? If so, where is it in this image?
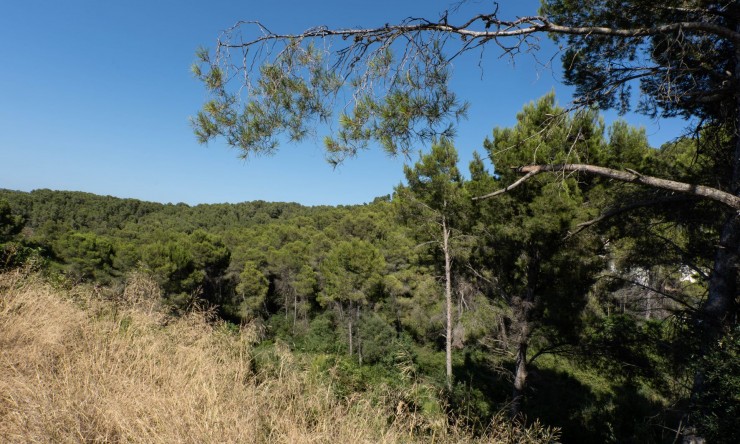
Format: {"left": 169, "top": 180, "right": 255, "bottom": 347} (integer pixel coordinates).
{"left": 3, "top": 96, "right": 737, "bottom": 442}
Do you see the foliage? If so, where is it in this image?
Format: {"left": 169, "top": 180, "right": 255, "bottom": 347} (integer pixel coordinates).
{"left": 229, "top": 260, "right": 269, "bottom": 319}
{"left": 192, "top": 40, "right": 467, "bottom": 164}
{"left": 542, "top": 0, "right": 738, "bottom": 122}
{"left": 465, "top": 95, "right": 608, "bottom": 416}
{"left": 692, "top": 325, "right": 740, "bottom": 443}
{"left": 53, "top": 231, "right": 115, "bottom": 282}
{"left": 0, "top": 198, "right": 34, "bottom": 270}
{"left": 0, "top": 199, "right": 24, "bottom": 242}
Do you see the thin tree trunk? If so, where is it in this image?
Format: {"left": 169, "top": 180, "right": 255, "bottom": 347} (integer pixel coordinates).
{"left": 511, "top": 341, "right": 528, "bottom": 419}
{"left": 510, "top": 255, "right": 537, "bottom": 420}
{"left": 645, "top": 271, "right": 653, "bottom": 320}
{"left": 645, "top": 291, "right": 652, "bottom": 320}
{"left": 442, "top": 215, "right": 453, "bottom": 390}
{"left": 293, "top": 290, "right": 297, "bottom": 330}
{"left": 284, "top": 286, "right": 289, "bottom": 320}
{"left": 348, "top": 301, "right": 353, "bottom": 356}
{"left": 348, "top": 319, "right": 353, "bottom": 356}
{"left": 357, "top": 305, "right": 362, "bottom": 365}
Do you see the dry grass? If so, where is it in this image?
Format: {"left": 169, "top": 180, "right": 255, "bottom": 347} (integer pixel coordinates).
{"left": 0, "top": 270, "right": 558, "bottom": 443}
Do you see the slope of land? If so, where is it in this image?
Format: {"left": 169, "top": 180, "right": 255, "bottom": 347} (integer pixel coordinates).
{"left": 0, "top": 270, "right": 557, "bottom": 443}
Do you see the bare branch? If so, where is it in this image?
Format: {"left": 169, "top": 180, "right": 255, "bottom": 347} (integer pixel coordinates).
{"left": 218, "top": 16, "right": 740, "bottom": 51}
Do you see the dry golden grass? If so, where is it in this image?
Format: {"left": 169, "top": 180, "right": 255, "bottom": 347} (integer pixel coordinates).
{"left": 0, "top": 270, "right": 558, "bottom": 443}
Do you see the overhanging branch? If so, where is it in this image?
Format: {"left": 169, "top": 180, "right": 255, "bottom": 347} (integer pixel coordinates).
{"left": 219, "top": 16, "right": 740, "bottom": 49}
{"left": 475, "top": 164, "right": 740, "bottom": 211}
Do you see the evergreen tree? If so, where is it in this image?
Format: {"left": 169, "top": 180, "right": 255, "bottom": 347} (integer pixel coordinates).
{"left": 470, "top": 95, "right": 607, "bottom": 417}
{"left": 395, "top": 138, "right": 469, "bottom": 389}
{"left": 319, "top": 239, "right": 385, "bottom": 362}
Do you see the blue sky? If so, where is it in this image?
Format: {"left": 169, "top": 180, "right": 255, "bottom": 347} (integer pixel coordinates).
{"left": 0, "top": 0, "right": 686, "bottom": 206}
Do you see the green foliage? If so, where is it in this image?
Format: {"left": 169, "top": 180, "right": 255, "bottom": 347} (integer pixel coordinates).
{"left": 0, "top": 198, "right": 33, "bottom": 270}
{"left": 693, "top": 325, "right": 740, "bottom": 443}
{"left": 298, "top": 312, "right": 342, "bottom": 354}
{"left": 319, "top": 239, "right": 385, "bottom": 308}
{"left": 193, "top": 37, "right": 467, "bottom": 164}
{"left": 0, "top": 199, "right": 24, "bottom": 242}
{"left": 357, "top": 312, "right": 397, "bottom": 364}
{"left": 475, "top": 94, "right": 607, "bottom": 344}
{"left": 229, "top": 261, "right": 269, "bottom": 319}
{"left": 140, "top": 230, "right": 230, "bottom": 309}
{"left": 396, "top": 138, "right": 470, "bottom": 234}
{"left": 579, "top": 315, "right": 668, "bottom": 384}
{"left": 53, "top": 231, "right": 115, "bottom": 282}
{"left": 542, "top": 0, "right": 736, "bottom": 121}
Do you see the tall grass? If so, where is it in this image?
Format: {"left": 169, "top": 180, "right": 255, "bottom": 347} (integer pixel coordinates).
{"left": 0, "top": 270, "right": 558, "bottom": 443}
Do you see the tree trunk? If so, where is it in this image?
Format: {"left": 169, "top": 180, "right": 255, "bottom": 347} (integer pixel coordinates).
{"left": 293, "top": 290, "right": 297, "bottom": 330}
{"left": 510, "top": 296, "right": 532, "bottom": 419}
{"left": 510, "top": 253, "right": 538, "bottom": 419}
{"left": 284, "top": 287, "right": 289, "bottom": 320}
{"left": 442, "top": 215, "right": 453, "bottom": 390}
{"left": 348, "top": 301, "right": 353, "bottom": 356}
{"left": 511, "top": 341, "right": 528, "bottom": 419}
{"left": 701, "top": 216, "right": 738, "bottom": 330}
{"left": 348, "top": 318, "right": 353, "bottom": 356}
{"left": 357, "top": 305, "right": 363, "bottom": 365}
{"left": 685, "top": 31, "right": 740, "bottom": 443}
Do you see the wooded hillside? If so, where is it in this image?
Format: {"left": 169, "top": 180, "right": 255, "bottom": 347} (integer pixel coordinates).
{"left": 3, "top": 97, "right": 736, "bottom": 442}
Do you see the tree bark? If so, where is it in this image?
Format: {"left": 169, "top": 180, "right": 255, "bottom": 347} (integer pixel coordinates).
{"left": 688, "top": 215, "right": 740, "bottom": 418}
{"left": 511, "top": 340, "right": 528, "bottom": 419}
{"left": 510, "top": 253, "right": 537, "bottom": 419}
{"left": 701, "top": 216, "right": 739, "bottom": 332}
{"left": 442, "top": 214, "right": 453, "bottom": 391}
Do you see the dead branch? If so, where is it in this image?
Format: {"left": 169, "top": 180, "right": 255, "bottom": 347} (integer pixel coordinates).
{"left": 217, "top": 16, "right": 740, "bottom": 50}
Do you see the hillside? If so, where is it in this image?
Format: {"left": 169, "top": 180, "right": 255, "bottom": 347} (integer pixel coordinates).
{"left": 0, "top": 270, "right": 557, "bottom": 443}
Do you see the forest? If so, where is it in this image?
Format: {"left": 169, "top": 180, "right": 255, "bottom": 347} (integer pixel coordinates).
{"left": 2, "top": 95, "right": 738, "bottom": 443}
{"left": 3, "top": 0, "right": 740, "bottom": 442}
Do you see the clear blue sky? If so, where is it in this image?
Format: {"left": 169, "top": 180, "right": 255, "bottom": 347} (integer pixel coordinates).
{"left": 0, "top": 0, "right": 685, "bottom": 206}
